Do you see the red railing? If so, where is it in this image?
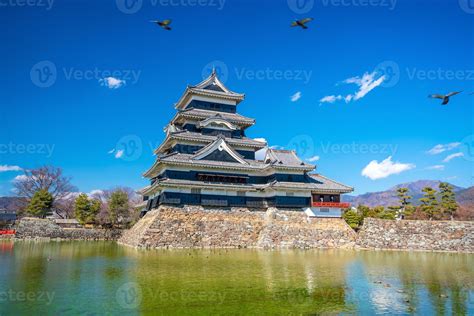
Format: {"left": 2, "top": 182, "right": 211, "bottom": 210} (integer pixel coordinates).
{"left": 0, "top": 230, "right": 16, "bottom": 235}
{"left": 311, "top": 202, "right": 350, "bottom": 208}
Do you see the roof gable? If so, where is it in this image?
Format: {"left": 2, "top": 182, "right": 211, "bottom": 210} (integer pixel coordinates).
{"left": 174, "top": 70, "right": 245, "bottom": 110}
{"left": 192, "top": 137, "right": 248, "bottom": 164}
{"left": 264, "top": 149, "right": 308, "bottom": 167}
{"left": 193, "top": 69, "right": 234, "bottom": 94}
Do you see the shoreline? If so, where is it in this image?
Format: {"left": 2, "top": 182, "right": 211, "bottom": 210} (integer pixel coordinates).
{"left": 4, "top": 238, "right": 474, "bottom": 254}
{"left": 7, "top": 208, "right": 474, "bottom": 253}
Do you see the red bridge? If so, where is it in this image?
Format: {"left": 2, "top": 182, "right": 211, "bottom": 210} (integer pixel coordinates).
{"left": 0, "top": 230, "right": 16, "bottom": 235}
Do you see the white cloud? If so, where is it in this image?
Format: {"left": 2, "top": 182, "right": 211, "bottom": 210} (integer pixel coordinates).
{"left": 427, "top": 142, "right": 461, "bottom": 155}
{"left": 0, "top": 165, "right": 22, "bottom": 172}
{"left": 253, "top": 138, "right": 267, "bottom": 143}
{"left": 108, "top": 148, "right": 115, "bottom": 154}
{"left": 290, "top": 91, "right": 301, "bottom": 102}
{"left": 307, "top": 155, "right": 320, "bottom": 162}
{"left": 319, "top": 95, "right": 341, "bottom": 104}
{"left": 115, "top": 149, "right": 124, "bottom": 159}
{"left": 320, "top": 70, "right": 385, "bottom": 105}
{"left": 344, "top": 72, "right": 386, "bottom": 100}
{"left": 99, "top": 77, "right": 126, "bottom": 89}
{"left": 426, "top": 165, "right": 445, "bottom": 171}
{"left": 12, "top": 175, "right": 28, "bottom": 182}
{"left": 361, "top": 156, "right": 415, "bottom": 180}
{"left": 442, "top": 152, "right": 464, "bottom": 163}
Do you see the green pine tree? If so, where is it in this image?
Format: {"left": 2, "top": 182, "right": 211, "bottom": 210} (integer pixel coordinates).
{"left": 88, "top": 199, "right": 101, "bottom": 224}
{"left": 419, "top": 187, "right": 439, "bottom": 220}
{"left": 396, "top": 187, "right": 412, "bottom": 219}
{"left": 439, "top": 182, "right": 458, "bottom": 220}
{"left": 108, "top": 190, "right": 130, "bottom": 226}
{"left": 74, "top": 193, "right": 101, "bottom": 225}
{"left": 27, "top": 189, "right": 54, "bottom": 218}
{"left": 343, "top": 209, "right": 361, "bottom": 229}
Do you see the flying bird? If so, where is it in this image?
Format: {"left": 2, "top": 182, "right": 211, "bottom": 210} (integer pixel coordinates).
{"left": 291, "top": 18, "right": 313, "bottom": 29}
{"left": 428, "top": 91, "right": 462, "bottom": 105}
{"left": 150, "top": 19, "right": 172, "bottom": 30}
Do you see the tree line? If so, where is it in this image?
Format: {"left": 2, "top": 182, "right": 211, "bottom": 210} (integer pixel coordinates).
{"left": 13, "top": 166, "right": 140, "bottom": 228}
{"left": 343, "top": 182, "right": 459, "bottom": 230}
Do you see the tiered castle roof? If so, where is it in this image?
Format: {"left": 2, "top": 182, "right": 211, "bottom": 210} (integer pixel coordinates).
{"left": 140, "top": 70, "right": 353, "bottom": 202}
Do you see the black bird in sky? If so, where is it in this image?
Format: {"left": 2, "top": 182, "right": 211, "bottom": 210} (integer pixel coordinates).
{"left": 291, "top": 18, "right": 313, "bottom": 29}
{"left": 150, "top": 19, "right": 172, "bottom": 30}
{"left": 428, "top": 91, "right": 462, "bottom": 105}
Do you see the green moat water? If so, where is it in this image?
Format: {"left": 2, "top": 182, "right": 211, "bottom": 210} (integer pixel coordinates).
{"left": 1, "top": 240, "right": 473, "bottom": 315}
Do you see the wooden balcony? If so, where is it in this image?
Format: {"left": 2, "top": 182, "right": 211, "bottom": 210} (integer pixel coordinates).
{"left": 311, "top": 202, "right": 350, "bottom": 208}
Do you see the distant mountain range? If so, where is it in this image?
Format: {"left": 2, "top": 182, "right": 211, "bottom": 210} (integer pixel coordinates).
{"left": 343, "top": 180, "right": 473, "bottom": 208}
{"left": 0, "top": 196, "right": 26, "bottom": 212}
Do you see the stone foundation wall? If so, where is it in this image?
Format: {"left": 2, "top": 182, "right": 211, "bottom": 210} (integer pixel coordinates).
{"left": 257, "top": 209, "right": 356, "bottom": 249}
{"left": 356, "top": 218, "right": 474, "bottom": 252}
{"left": 118, "top": 206, "right": 357, "bottom": 249}
{"left": 15, "top": 218, "right": 122, "bottom": 241}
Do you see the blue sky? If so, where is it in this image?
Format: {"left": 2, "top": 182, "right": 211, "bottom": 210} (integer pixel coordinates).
{"left": 0, "top": 0, "right": 473, "bottom": 196}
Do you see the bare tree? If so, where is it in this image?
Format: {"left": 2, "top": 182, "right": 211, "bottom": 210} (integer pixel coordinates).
{"left": 13, "top": 166, "right": 77, "bottom": 201}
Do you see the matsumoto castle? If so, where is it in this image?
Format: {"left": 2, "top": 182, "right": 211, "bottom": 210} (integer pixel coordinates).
{"left": 140, "top": 71, "right": 353, "bottom": 217}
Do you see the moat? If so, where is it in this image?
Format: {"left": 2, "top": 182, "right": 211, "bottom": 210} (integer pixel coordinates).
{"left": 1, "top": 240, "right": 473, "bottom": 315}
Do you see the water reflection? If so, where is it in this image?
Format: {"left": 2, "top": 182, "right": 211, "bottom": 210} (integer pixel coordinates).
{"left": 1, "top": 241, "right": 473, "bottom": 315}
